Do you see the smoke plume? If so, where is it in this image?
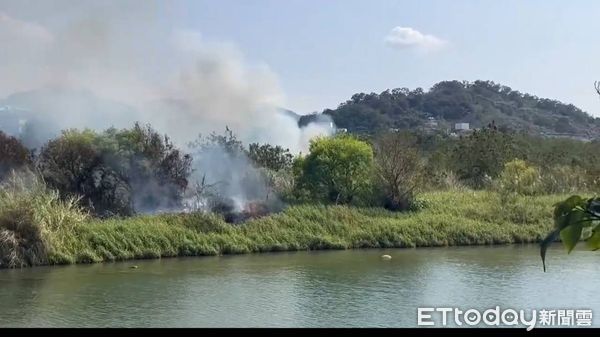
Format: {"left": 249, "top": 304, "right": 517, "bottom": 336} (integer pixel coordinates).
{"left": 0, "top": 0, "right": 334, "bottom": 215}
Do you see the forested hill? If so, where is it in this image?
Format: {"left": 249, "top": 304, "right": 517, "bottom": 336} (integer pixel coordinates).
{"left": 300, "top": 80, "right": 600, "bottom": 139}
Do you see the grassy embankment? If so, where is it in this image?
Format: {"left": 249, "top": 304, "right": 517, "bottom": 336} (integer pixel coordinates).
{"left": 0, "top": 176, "right": 564, "bottom": 268}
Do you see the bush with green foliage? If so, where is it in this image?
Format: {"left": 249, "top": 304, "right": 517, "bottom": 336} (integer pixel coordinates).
{"left": 0, "top": 131, "right": 32, "bottom": 180}
{"left": 247, "top": 143, "right": 293, "bottom": 171}
{"left": 372, "top": 131, "right": 424, "bottom": 211}
{"left": 450, "top": 127, "right": 516, "bottom": 188}
{"left": 294, "top": 135, "right": 374, "bottom": 204}
{"left": 37, "top": 123, "right": 192, "bottom": 217}
{"left": 246, "top": 143, "right": 294, "bottom": 202}
{"left": 496, "top": 159, "right": 542, "bottom": 202}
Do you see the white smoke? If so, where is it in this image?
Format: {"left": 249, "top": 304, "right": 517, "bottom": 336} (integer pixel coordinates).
{"left": 0, "top": 1, "right": 335, "bottom": 215}
{"left": 0, "top": 3, "right": 333, "bottom": 153}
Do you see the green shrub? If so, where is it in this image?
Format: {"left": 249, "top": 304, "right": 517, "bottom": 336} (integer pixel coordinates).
{"left": 37, "top": 123, "right": 192, "bottom": 216}
{"left": 496, "top": 159, "right": 542, "bottom": 200}
{"left": 450, "top": 127, "right": 517, "bottom": 188}
{"left": 294, "top": 135, "right": 374, "bottom": 204}
{"left": 372, "top": 131, "right": 424, "bottom": 211}
{"left": 0, "top": 131, "right": 32, "bottom": 180}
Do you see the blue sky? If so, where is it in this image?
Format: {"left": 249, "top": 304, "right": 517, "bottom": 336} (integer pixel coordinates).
{"left": 1, "top": 0, "right": 599, "bottom": 116}
{"left": 168, "top": 0, "right": 600, "bottom": 116}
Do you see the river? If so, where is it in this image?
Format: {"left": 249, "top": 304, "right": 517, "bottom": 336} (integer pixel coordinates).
{"left": 0, "top": 244, "right": 598, "bottom": 328}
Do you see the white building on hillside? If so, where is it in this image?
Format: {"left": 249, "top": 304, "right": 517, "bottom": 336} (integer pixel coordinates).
{"left": 454, "top": 122, "right": 470, "bottom": 131}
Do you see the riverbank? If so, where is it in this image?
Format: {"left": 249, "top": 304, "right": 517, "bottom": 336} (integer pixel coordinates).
{"left": 1, "top": 189, "right": 564, "bottom": 268}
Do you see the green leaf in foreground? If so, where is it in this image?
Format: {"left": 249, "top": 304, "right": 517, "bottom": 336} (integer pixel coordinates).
{"left": 586, "top": 227, "right": 600, "bottom": 251}
{"left": 559, "top": 218, "right": 583, "bottom": 253}
{"left": 541, "top": 196, "right": 600, "bottom": 272}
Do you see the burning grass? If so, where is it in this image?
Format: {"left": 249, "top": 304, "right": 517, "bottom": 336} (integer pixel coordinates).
{"left": 214, "top": 200, "right": 281, "bottom": 224}
{"left": 0, "top": 177, "right": 563, "bottom": 268}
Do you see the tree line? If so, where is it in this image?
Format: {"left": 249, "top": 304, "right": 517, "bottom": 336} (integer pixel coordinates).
{"left": 2, "top": 120, "right": 598, "bottom": 222}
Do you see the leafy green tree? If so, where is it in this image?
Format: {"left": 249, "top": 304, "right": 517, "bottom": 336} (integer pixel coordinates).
{"left": 37, "top": 129, "right": 105, "bottom": 205}
{"left": 246, "top": 143, "right": 294, "bottom": 202}
{"left": 423, "top": 81, "right": 474, "bottom": 120}
{"left": 450, "top": 127, "right": 517, "bottom": 188}
{"left": 325, "top": 104, "right": 392, "bottom": 134}
{"left": 247, "top": 143, "right": 293, "bottom": 171}
{"left": 372, "top": 131, "right": 423, "bottom": 210}
{"left": 106, "top": 123, "right": 193, "bottom": 212}
{"left": 0, "top": 131, "right": 33, "bottom": 180}
{"left": 294, "top": 135, "right": 374, "bottom": 204}
{"left": 189, "top": 126, "right": 244, "bottom": 156}
{"left": 37, "top": 123, "right": 192, "bottom": 216}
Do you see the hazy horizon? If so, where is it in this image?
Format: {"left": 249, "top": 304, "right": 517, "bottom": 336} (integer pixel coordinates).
{"left": 1, "top": 0, "right": 599, "bottom": 118}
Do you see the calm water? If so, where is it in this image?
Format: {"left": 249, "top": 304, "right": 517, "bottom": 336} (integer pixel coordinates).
{"left": 0, "top": 244, "right": 598, "bottom": 328}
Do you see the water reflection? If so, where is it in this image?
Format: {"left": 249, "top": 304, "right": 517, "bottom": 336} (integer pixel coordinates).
{"left": 0, "top": 245, "right": 598, "bottom": 327}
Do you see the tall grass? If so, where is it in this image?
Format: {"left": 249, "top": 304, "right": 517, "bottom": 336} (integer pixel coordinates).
{"left": 0, "top": 171, "right": 88, "bottom": 268}
{"left": 1, "top": 179, "right": 564, "bottom": 268}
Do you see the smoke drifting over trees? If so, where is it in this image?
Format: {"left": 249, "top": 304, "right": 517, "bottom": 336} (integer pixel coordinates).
{"left": 0, "top": 1, "right": 334, "bottom": 216}
{"left": 0, "top": 1, "right": 333, "bottom": 152}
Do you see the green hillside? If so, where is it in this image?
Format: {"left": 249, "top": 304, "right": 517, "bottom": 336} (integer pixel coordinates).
{"left": 300, "top": 80, "right": 600, "bottom": 139}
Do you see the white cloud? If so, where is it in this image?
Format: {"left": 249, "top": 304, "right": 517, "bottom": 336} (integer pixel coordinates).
{"left": 384, "top": 26, "right": 447, "bottom": 52}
